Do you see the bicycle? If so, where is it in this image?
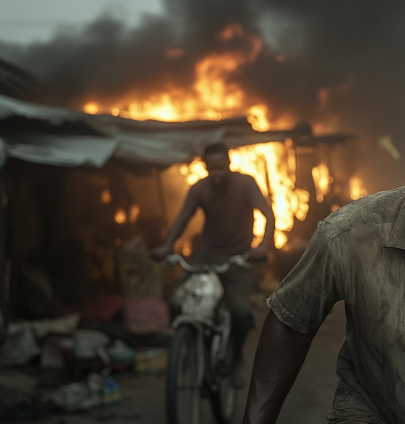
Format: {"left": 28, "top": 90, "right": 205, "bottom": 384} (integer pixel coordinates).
{"left": 161, "top": 253, "right": 251, "bottom": 424}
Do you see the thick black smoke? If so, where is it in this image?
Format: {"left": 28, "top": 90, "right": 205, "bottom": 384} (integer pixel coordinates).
{"left": 1, "top": 0, "right": 404, "bottom": 191}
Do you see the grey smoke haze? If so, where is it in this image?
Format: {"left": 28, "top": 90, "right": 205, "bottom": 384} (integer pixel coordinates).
{"left": 1, "top": 0, "right": 404, "bottom": 191}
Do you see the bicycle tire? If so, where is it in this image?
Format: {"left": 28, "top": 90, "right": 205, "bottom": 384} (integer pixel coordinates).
{"left": 166, "top": 325, "right": 202, "bottom": 424}
{"left": 210, "top": 336, "right": 237, "bottom": 424}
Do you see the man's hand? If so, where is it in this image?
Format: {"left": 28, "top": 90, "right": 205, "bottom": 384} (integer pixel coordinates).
{"left": 244, "top": 245, "right": 267, "bottom": 262}
{"left": 150, "top": 244, "right": 172, "bottom": 261}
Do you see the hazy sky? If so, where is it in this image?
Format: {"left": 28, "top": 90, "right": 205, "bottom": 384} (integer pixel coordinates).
{"left": 0, "top": 0, "right": 164, "bottom": 44}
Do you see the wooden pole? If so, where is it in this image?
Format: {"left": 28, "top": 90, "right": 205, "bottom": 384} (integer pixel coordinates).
{"left": 153, "top": 168, "right": 169, "bottom": 239}
{"left": 0, "top": 166, "right": 10, "bottom": 345}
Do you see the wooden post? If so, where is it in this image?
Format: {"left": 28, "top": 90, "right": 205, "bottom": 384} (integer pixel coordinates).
{"left": 0, "top": 166, "right": 10, "bottom": 345}
{"left": 153, "top": 167, "right": 169, "bottom": 239}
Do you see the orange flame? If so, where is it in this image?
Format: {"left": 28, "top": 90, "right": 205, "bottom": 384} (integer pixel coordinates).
{"left": 115, "top": 208, "right": 127, "bottom": 224}
{"left": 128, "top": 204, "right": 140, "bottom": 223}
{"left": 101, "top": 189, "right": 112, "bottom": 204}
{"left": 82, "top": 25, "right": 292, "bottom": 128}
{"left": 114, "top": 205, "right": 140, "bottom": 224}
{"left": 83, "top": 103, "right": 99, "bottom": 114}
{"left": 350, "top": 177, "right": 367, "bottom": 200}
{"left": 312, "top": 164, "right": 333, "bottom": 202}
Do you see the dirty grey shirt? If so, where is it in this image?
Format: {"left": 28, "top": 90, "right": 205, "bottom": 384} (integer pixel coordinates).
{"left": 268, "top": 187, "right": 405, "bottom": 424}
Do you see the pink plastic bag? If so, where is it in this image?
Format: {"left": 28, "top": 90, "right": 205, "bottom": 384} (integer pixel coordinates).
{"left": 124, "top": 298, "right": 169, "bottom": 333}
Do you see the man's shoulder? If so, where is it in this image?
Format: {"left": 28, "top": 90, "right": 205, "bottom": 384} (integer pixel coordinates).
{"left": 320, "top": 186, "right": 405, "bottom": 239}
{"left": 232, "top": 171, "right": 255, "bottom": 180}
{"left": 190, "top": 177, "right": 208, "bottom": 190}
{"left": 231, "top": 172, "right": 257, "bottom": 186}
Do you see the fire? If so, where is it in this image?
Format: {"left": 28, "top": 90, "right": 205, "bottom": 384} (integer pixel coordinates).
{"left": 114, "top": 205, "right": 140, "bottom": 224}
{"left": 230, "top": 141, "right": 309, "bottom": 248}
{"left": 115, "top": 208, "right": 127, "bottom": 224}
{"left": 101, "top": 189, "right": 112, "bottom": 204}
{"left": 83, "top": 103, "right": 99, "bottom": 114}
{"left": 184, "top": 160, "right": 208, "bottom": 185}
{"left": 83, "top": 24, "right": 324, "bottom": 249}
{"left": 350, "top": 177, "right": 367, "bottom": 200}
{"left": 247, "top": 104, "right": 271, "bottom": 132}
{"left": 312, "top": 164, "right": 333, "bottom": 202}
{"left": 128, "top": 205, "right": 140, "bottom": 223}
{"left": 82, "top": 25, "right": 292, "bottom": 129}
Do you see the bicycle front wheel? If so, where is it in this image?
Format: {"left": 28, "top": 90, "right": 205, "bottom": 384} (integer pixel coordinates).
{"left": 166, "top": 325, "right": 202, "bottom": 424}
{"left": 210, "top": 337, "right": 237, "bottom": 424}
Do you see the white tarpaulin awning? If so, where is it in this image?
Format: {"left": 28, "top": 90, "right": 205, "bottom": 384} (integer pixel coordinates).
{"left": 0, "top": 94, "right": 352, "bottom": 169}
{"left": 0, "top": 93, "right": 84, "bottom": 124}
{"left": 3, "top": 130, "right": 118, "bottom": 168}
{"left": 0, "top": 94, "right": 118, "bottom": 168}
{"left": 87, "top": 114, "right": 314, "bottom": 167}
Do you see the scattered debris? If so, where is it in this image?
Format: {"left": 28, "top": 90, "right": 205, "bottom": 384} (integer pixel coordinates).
{"left": 45, "top": 372, "right": 121, "bottom": 413}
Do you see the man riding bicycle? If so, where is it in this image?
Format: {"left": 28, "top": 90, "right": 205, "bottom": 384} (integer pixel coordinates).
{"left": 152, "top": 142, "right": 275, "bottom": 387}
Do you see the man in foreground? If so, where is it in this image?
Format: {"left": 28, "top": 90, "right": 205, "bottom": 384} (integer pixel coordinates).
{"left": 243, "top": 186, "right": 405, "bottom": 423}
{"left": 152, "top": 142, "right": 275, "bottom": 385}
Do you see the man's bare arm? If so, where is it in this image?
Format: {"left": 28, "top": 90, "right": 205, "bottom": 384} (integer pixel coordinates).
{"left": 245, "top": 183, "right": 275, "bottom": 260}
{"left": 243, "top": 310, "right": 317, "bottom": 424}
{"left": 162, "top": 207, "right": 195, "bottom": 247}
{"left": 151, "top": 190, "right": 197, "bottom": 259}
{"left": 256, "top": 197, "right": 275, "bottom": 250}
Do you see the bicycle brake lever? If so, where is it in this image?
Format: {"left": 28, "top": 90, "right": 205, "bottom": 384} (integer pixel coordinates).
{"left": 164, "top": 254, "right": 180, "bottom": 266}
{"left": 229, "top": 255, "right": 251, "bottom": 268}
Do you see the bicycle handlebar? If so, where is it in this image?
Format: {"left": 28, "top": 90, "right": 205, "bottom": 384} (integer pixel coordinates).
{"left": 163, "top": 253, "right": 251, "bottom": 273}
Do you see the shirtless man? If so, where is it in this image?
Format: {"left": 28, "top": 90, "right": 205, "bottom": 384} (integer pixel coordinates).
{"left": 152, "top": 142, "right": 275, "bottom": 386}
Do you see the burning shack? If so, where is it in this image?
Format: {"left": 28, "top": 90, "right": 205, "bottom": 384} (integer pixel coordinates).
{"left": 0, "top": 15, "right": 374, "bottom": 326}
{"left": 0, "top": 92, "right": 360, "bottom": 325}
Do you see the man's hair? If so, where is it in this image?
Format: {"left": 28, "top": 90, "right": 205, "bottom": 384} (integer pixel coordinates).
{"left": 202, "top": 142, "right": 229, "bottom": 162}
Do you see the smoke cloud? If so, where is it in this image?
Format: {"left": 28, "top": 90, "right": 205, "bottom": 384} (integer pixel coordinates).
{"left": 1, "top": 0, "right": 404, "bottom": 191}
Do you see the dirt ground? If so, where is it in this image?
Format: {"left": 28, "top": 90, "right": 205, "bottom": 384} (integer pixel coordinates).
{"left": 0, "top": 302, "right": 346, "bottom": 424}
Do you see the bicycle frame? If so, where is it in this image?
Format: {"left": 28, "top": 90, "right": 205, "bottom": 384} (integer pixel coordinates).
{"left": 164, "top": 254, "right": 250, "bottom": 424}
{"left": 171, "top": 270, "right": 227, "bottom": 389}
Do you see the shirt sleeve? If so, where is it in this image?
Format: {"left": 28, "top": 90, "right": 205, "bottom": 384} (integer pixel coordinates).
{"left": 267, "top": 223, "right": 344, "bottom": 333}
